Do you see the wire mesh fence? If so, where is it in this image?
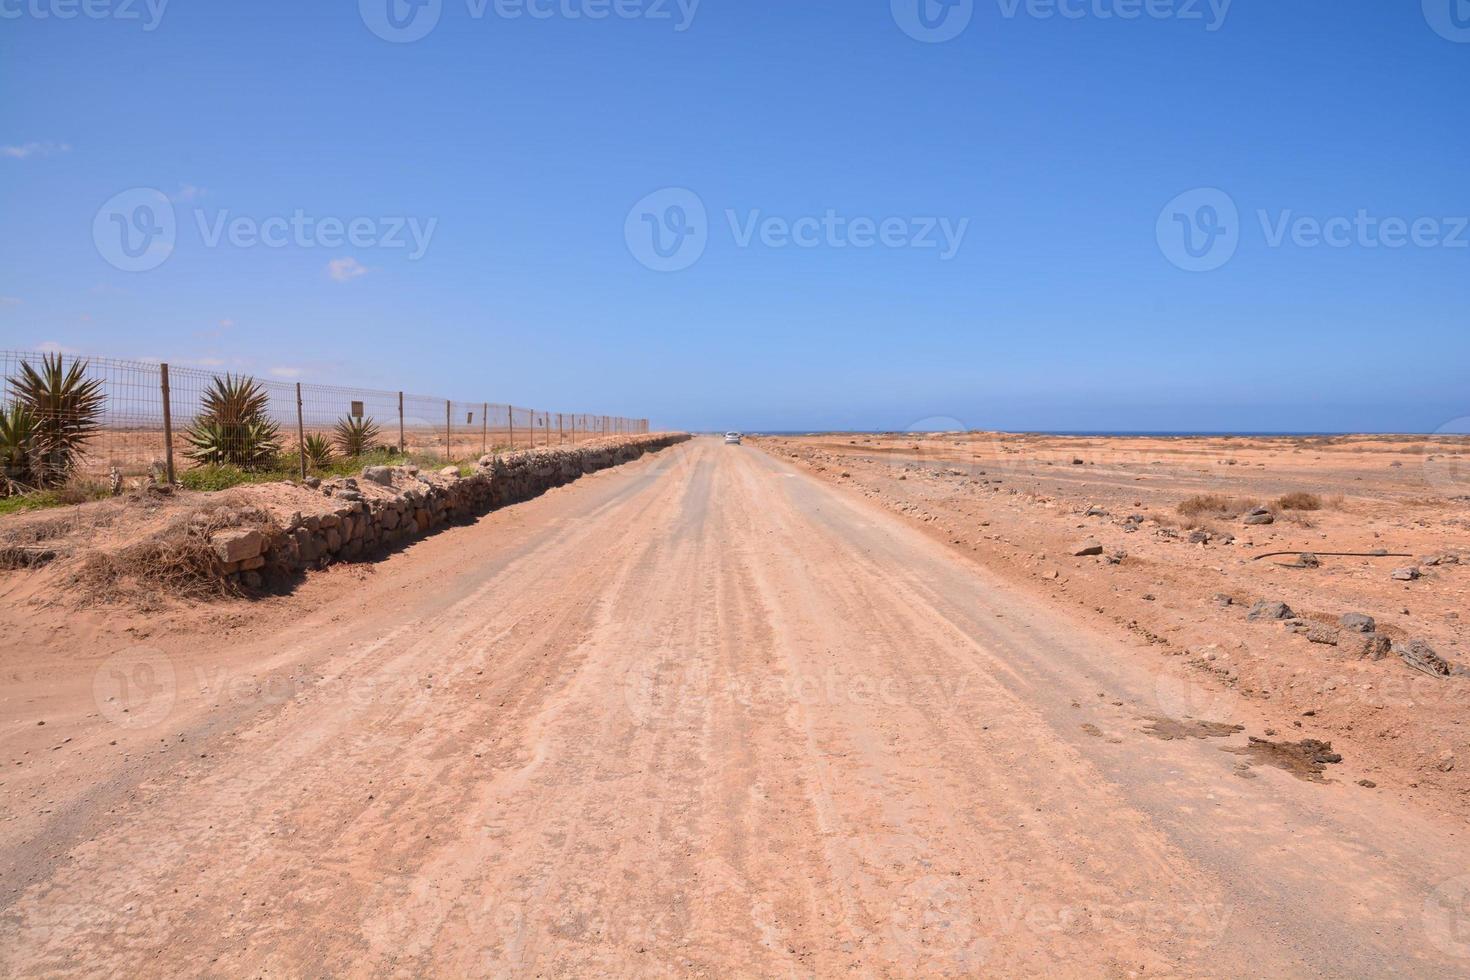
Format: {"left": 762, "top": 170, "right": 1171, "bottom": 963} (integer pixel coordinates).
{"left": 0, "top": 350, "right": 650, "bottom": 489}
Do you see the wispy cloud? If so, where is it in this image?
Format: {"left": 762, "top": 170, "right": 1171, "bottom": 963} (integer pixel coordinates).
{"left": 2, "top": 141, "right": 71, "bottom": 160}
{"left": 326, "top": 257, "right": 368, "bottom": 282}
{"left": 0, "top": 296, "right": 20, "bottom": 308}
{"left": 36, "top": 341, "right": 82, "bottom": 355}
{"left": 173, "top": 184, "right": 207, "bottom": 202}
{"left": 269, "top": 365, "right": 305, "bottom": 379}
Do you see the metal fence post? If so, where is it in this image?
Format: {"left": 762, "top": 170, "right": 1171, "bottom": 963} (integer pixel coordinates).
{"left": 295, "top": 382, "right": 307, "bottom": 481}
{"left": 397, "top": 391, "right": 405, "bottom": 454}
{"left": 508, "top": 407, "right": 514, "bottom": 451}
{"left": 159, "top": 362, "right": 176, "bottom": 485}
{"left": 445, "top": 400, "right": 452, "bottom": 462}
{"left": 482, "top": 401, "right": 488, "bottom": 457}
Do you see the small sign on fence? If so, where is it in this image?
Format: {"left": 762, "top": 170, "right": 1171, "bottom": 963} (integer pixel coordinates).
{"left": 350, "top": 400, "right": 364, "bottom": 418}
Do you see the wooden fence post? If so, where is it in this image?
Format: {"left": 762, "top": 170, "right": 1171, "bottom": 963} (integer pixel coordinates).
{"left": 295, "top": 383, "right": 307, "bottom": 481}
{"left": 159, "top": 363, "right": 176, "bottom": 485}
{"left": 397, "top": 391, "right": 405, "bottom": 454}
{"left": 482, "top": 402, "right": 488, "bottom": 456}
{"left": 508, "top": 407, "right": 514, "bottom": 451}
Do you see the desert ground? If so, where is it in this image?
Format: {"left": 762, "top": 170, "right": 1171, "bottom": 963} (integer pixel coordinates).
{"left": 2, "top": 434, "right": 1469, "bottom": 975}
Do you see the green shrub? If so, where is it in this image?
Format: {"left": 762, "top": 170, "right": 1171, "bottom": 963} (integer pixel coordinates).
{"left": 2, "top": 354, "right": 105, "bottom": 491}
{"left": 302, "top": 434, "right": 334, "bottom": 469}
{"left": 184, "top": 374, "right": 281, "bottom": 470}
{"left": 333, "top": 415, "right": 381, "bottom": 457}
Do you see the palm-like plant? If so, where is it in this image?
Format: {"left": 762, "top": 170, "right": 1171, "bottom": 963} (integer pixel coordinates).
{"left": 184, "top": 374, "right": 281, "bottom": 469}
{"left": 5, "top": 354, "right": 105, "bottom": 488}
{"left": 0, "top": 402, "right": 41, "bottom": 494}
{"left": 333, "top": 415, "right": 380, "bottom": 457}
{"left": 302, "top": 433, "right": 334, "bottom": 469}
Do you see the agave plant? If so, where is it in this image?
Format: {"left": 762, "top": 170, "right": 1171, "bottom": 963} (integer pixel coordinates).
{"left": 183, "top": 374, "right": 282, "bottom": 469}
{"left": 333, "top": 415, "right": 380, "bottom": 457}
{"left": 4, "top": 354, "right": 105, "bottom": 488}
{"left": 302, "top": 433, "right": 334, "bottom": 469}
{"left": 0, "top": 402, "right": 41, "bottom": 494}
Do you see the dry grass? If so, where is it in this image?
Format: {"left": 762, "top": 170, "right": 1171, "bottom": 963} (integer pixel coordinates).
{"left": 1177, "top": 494, "right": 1259, "bottom": 518}
{"left": 67, "top": 502, "right": 278, "bottom": 607}
{"left": 1274, "top": 492, "right": 1323, "bottom": 511}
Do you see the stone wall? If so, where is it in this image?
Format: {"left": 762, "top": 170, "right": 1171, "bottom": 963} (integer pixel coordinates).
{"left": 210, "top": 434, "right": 690, "bottom": 589}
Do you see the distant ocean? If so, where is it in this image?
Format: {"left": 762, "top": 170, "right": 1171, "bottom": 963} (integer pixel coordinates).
{"left": 738, "top": 430, "right": 1429, "bottom": 438}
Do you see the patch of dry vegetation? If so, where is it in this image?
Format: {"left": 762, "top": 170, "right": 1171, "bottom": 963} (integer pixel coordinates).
{"left": 1177, "top": 494, "right": 1259, "bottom": 518}
{"left": 1274, "top": 492, "right": 1323, "bottom": 511}
{"left": 66, "top": 502, "right": 278, "bottom": 608}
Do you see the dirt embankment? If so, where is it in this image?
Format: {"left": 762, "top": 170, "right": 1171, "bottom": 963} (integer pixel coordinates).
{"left": 755, "top": 432, "right": 1470, "bottom": 814}
{"left": 0, "top": 434, "right": 689, "bottom": 606}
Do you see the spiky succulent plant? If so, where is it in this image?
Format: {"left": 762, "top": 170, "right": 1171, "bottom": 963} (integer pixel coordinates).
{"left": 0, "top": 402, "right": 41, "bottom": 494}
{"left": 332, "top": 414, "right": 380, "bottom": 457}
{"left": 183, "top": 374, "right": 281, "bottom": 469}
{"left": 302, "top": 433, "right": 334, "bottom": 469}
{"left": 4, "top": 354, "right": 105, "bottom": 488}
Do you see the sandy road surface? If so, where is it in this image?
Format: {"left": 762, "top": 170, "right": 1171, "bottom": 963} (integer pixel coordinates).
{"left": 3, "top": 437, "right": 1470, "bottom": 976}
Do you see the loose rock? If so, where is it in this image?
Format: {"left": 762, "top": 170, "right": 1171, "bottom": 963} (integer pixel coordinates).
{"left": 1247, "top": 600, "right": 1295, "bottom": 622}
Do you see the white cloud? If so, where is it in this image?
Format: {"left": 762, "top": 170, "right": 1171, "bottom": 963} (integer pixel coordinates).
{"left": 173, "top": 184, "right": 207, "bottom": 202}
{"left": 269, "top": 366, "right": 305, "bottom": 379}
{"left": 218, "top": 317, "right": 236, "bottom": 330}
{"left": 326, "top": 257, "right": 368, "bottom": 282}
{"left": 2, "top": 141, "right": 71, "bottom": 159}
{"left": 36, "top": 341, "right": 82, "bottom": 355}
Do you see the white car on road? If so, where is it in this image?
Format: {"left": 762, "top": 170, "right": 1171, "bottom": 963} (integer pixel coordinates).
{"left": 724, "top": 432, "right": 742, "bottom": 445}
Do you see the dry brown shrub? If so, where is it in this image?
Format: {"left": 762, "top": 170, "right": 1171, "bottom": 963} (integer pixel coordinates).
{"left": 67, "top": 503, "right": 277, "bottom": 606}
{"left": 1177, "top": 494, "right": 1259, "bottom": 517}
{"left": 1275, "top": 492, "right": 1323, "bottom": 511}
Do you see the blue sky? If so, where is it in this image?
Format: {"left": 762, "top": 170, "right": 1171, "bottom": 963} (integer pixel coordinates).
{"left": 2, "top": 0, "right": 1467, "bottom": 432}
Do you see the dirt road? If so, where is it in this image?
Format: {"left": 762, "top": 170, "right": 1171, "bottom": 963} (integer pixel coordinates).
{"left": 3, "top": 437, "right": 1469, "bottom": 976}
